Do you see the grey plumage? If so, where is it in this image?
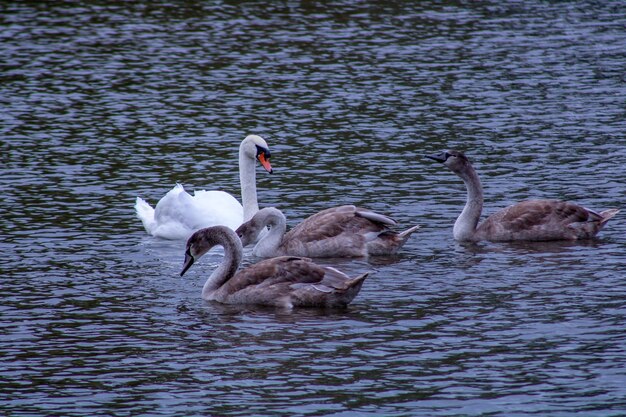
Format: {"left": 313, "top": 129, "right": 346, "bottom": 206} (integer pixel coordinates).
{"left": 427, "top": 150, "right": 620, "bottom": 242}
{"left": 181, "top": 226, "right": 368, "bottom": 308}
{"left": 236, "top": 205, "right": 420, "bottom": 257}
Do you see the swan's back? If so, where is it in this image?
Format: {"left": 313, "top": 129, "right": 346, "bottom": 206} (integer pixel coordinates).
{"left": 287, "top": 205, "right": 395, "bottom": 237}
{"left": 281, "top": 205, "right": 398, "bottom": 257}
{"left": 149, "top": 185, "right": 243, "bottom": 239}
{"left": 215, "top": 256, "right": 368, "bottom": 308}
{"left": 477, "top": 199, "right": 618, "bottom": 241}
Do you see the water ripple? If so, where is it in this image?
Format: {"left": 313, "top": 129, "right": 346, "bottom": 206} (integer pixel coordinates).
{"left": 2, "top": 1, "right": 626, "bottom": 416}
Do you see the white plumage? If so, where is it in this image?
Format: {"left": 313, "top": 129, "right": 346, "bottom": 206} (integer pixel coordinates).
{"left": 135, "top": 134, "right": 272, "bottom": 240}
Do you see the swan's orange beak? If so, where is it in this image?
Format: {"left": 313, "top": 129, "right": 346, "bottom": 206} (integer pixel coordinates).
{"left": 258, "top": 152, "right": 273, "bottom": 174}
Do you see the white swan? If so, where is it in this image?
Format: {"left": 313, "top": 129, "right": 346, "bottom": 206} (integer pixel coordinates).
{"left": 180, "top": 226, "right": 369, "bottom": 308}
{"left": 427, "top": 150, "right": 620, "bottom": 241}
{"left": 135, "top": 134, "right": 272, "bottom": 240}
{"left": 236, "top": 206, "right": 420, "bottom": 257}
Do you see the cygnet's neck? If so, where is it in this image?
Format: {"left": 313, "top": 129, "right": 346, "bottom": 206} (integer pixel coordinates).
{"left": 239, "top": 144, "right": 259, "bottom": 222}
{"left": 202, "top": 233, "right": 243, "bottom": 300}
{"left": 253, "top": 210, "right": 287, "bottom": 257}
{"left": 453, "top": 164, "right": 484, "bottom": 241}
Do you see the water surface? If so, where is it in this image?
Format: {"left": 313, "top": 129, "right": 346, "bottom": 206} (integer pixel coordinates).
{"left": 2, "top": 1, "right": 625, "bottom": 416}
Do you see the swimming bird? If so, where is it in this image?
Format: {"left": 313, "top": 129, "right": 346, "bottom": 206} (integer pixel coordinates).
{"left": 180, "top": 226, "right": 368, "bottom": 308}
{"left": 135, "top": 134, "right": 272, "bottom": 240}
{"left": 235, "top": 205, "right": 420, "bottom": 257}
{"left": 426, "top": 150, "right": 620, "bottom": 242}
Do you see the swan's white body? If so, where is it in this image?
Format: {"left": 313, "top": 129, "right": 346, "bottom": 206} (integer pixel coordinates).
{"left": 135, "top": 135, "right": 272, "bottom": 240}
{"left": 135, "top": 185, "right": 243, "bottom": 240}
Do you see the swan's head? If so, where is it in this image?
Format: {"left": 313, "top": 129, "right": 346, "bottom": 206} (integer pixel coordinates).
{"left": 426, "top": 150, "right": 471, "bottom": 174}
{"left": 242, "top": 134, "right": 273, "bottom": 174}
{"left": 234, "top": 220, "right": 259, "bottom": 247}
{"left": 235, "top": 207, "right": 285, "bottom": 246}
{"left": 180, "top": 226, "right": 240, "bottom": 276}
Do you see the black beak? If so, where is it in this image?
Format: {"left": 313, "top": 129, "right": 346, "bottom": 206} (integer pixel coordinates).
{"left": 180, "top": 251, "right": 195, "bottom": 277}
{"left": 425, "top": 152, "right": 448, "bottom": 163}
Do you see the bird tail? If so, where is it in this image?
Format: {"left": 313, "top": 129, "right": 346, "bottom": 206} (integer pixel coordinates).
{"left": 345, "top": 271, "right": 369, "bottom": 302}
{"left": 399, "top": 224, "right": 420, "bottom": 238}
{"left": 135, "top": 197, "right": 156, "bottom": 234}
{"left": 599, "top": 209, "right": 620, "bottom": 225}
{"left": 349, "top": 272, "right": 369, "bottom": 286}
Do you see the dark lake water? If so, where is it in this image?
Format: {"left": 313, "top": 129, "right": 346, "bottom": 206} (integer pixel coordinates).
{"left": 2, "top": 1, "right": 625, "bottom": 416}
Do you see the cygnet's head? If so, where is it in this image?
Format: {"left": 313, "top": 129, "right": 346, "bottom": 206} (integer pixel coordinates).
{"left": 180, "top": 226, "right": 241, "bottom": 276}
{"left": 426, "top": 150, "right": 472, "bottom": 174}
{"left": 235, "top": 207, "right": 285, "bottom": 247}
{"left": 235, "top": 220, "right": 261, "bottom": 247}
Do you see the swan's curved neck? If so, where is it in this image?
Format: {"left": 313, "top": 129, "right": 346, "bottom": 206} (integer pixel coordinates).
{"left": 202, "top": 237, "right": 242, "bottom": 299}
{"left": 253, "top": 212, "right": 287, "bottom": 257}
{"left": 453, "top": 165, "right": 484, "bottom": 241}
{"left": 239, "top": 148, "right": 258, "bottom": 222}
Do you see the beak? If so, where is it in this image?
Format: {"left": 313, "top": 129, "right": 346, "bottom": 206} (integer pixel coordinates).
{"left": 180, "top": 251, "right": 195, "bottom": 277}
{"left": 425, "top": 152, "right": 448, "bottom": 163}
{"left": 258, "top": 152, "right": 273, "bottom": 174}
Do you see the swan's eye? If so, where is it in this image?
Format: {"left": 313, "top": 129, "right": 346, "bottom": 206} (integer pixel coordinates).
{"left": 256, "top": 145, "right": 270, "bottom": 159}
{"left": 446, "top": 151, "right": 466, "bottom": 161}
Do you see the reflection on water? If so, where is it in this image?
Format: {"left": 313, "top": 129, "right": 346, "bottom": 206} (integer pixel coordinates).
{"left": 2, "top": 1, "right": 626, "bottom": 416}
